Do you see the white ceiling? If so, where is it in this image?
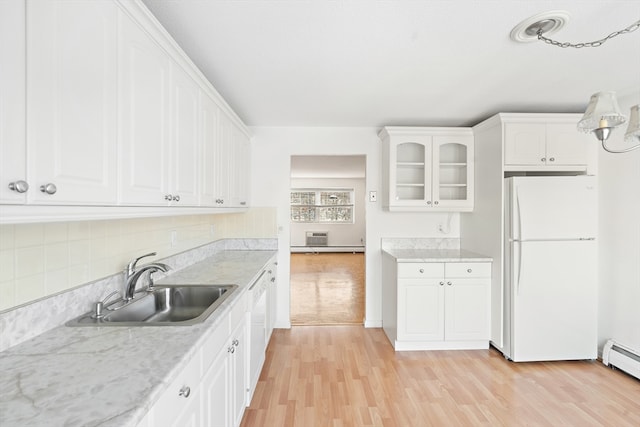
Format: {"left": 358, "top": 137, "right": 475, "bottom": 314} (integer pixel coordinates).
{"left": 142, "top": 0, "right": 640, "bottom": 128}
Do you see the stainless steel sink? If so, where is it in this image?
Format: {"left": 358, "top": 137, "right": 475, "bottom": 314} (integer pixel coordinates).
{"left": 66, "top": 285, "right": 237, "bottom": 327}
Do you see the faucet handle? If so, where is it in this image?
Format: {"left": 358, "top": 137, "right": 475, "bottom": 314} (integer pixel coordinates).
{"left": 127, "top": 252, "right": 157, "bottom": 274}
{"left": 93, "top": 290, "right": 120, "bottom": 319}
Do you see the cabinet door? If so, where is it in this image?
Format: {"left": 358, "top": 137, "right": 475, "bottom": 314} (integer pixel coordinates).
{"left": 231, "top": 318, "right": 248, "bottom": 427}
{"left": 266, "top": 262, "right": 278, "bottom": 341}
{"left": 170, "top": 66, "right": 200, "bottom": 206}
{"left": 432, "top": 135, "right": 473, "bottom": 210}
{"left": 213, "top": 112, "right": 232, "bottom": 206}
{"left": 0, "top": 0, "right": 26, "bottom": 204}
{"left": 444, "top": 278, "right": 490, "bottom": 341}
{"left": 27, "top": 0, "right": 117, "bottom": 205}
{"left": 389, "top": 138, "right": 432, "bottom": 207}
{"left": 199, "top": 93, "right": 220, "bottom": 206}
{"left": 546, "top": 123, "right": 588, "bottom": 166}
{"left": 229, "top": 124, "right": 250, "bottom": 207}
{"left": 201, "top": 345, "right": 232, "bottom": 427}
{"left": 397, "top": 278, "right": 444, "bottom": 341}
{"left": 118, "top": 12, "right": 171, "bottom": 205}
{"left": 504, "top": 123, "right": 546, "bottom": 165}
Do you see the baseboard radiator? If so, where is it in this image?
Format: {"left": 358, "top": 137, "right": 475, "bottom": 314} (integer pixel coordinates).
{"left": 306, "top": 231, "right": 328, "bottom": 246}
{"left": 602, "top": 340, "right": 640, "bottom": 380}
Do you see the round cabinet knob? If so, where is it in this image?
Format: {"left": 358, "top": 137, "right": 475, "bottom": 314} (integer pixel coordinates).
{"left": 8, "top": 180, "right": 29, "bottom": 193}
{"left": 447, "top": 281, "right": 452, "bottom": 286}
{"left": 426, "top": 201, "right": 432, "bottom": 205}
{"left": 165, "top": 194, "right": 173, "bottom": 201}
{"left": 178, "top": 386, "right": 191, "bottom": 398}
{"left": 541, "top": 158, "right": 546, "bottom": 162}
{"left": 39, "top": 183, "right": 57, "bottom": 195}
{"left": 467, "top": 268, "right": 472, "bottom": 273}
{"left": 434, "top": 201, "right": 439, "bottom": 205}
{"left": 271, "top": 277, "right": 276, "bottom": 282}
{"left": 172, "top": 195, "right": 180, "bottom": 202}
{"left": 439, "top": 281, "right": 445, "bottom": 286}
{"left": 549, "top": 157, "right": 555, "bottom": 162}
{"left": 419, "top": 268, "right": 424, "bottom": 273}
{"left": 233, "top": 339, "right": 239, "bottom": 347}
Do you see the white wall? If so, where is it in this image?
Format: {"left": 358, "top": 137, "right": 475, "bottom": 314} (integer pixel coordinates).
{"left": 290, "top": 177, "right": 366, "bottom": 248}
{"left": 597, "top": 91, "right": 640, "bottom": 353}
{"left": 250, "top": 127, "right": 460, "bottom": 328}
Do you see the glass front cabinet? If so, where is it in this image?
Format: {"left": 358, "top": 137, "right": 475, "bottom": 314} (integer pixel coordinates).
{"left": 379, "top": 127, "right": 474, "bottom": 212}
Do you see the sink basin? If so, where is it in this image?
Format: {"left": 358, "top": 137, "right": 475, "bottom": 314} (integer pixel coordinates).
{"left": 67, "top": 285, "right": 237, "bottom": 327}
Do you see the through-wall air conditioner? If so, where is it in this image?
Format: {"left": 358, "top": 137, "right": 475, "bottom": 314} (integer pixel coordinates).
{"left": 602, "top": 339, "right": 640, "bottom": 381}
{"left": 306, "top": 231, "right": 328, "bottom": 246}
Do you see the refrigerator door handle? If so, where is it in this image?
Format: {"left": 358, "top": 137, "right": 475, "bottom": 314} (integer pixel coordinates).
{"left": 513, "top": 242, "right": 522, "bottom": 296}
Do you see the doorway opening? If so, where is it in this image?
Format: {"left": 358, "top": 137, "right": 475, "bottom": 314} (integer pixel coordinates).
{"left": 289, "top": 155, "right": 366, "bottom": 325}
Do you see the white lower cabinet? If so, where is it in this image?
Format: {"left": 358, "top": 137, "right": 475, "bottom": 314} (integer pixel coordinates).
{"left": 384, "top": 258, "right": 491, "bottom": 351}
{"left": 141, "top": 293, "right": 249, "bottom": 427}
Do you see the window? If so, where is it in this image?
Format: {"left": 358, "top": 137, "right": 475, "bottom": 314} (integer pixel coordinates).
{"left": 291, "top": 189, "right": 354, "bottom": 223}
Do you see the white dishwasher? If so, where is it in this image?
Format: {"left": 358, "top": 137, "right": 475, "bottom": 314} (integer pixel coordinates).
{"left": 247, "top": 270, "right": 268, "bottom": 401}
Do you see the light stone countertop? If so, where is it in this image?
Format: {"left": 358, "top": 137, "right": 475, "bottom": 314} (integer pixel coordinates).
{"left": 382, "top": 248, "right": 492, "bottom": 262}
{"left": 0, "top": 249, "right": 276, "bottom": 427}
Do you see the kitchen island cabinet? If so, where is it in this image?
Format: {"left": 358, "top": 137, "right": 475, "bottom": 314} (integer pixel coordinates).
{"left": 382, "top": 248, "right": 491, "bottom": 351}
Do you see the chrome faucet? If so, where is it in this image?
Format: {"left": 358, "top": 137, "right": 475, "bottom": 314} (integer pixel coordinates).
{"left": 123, "top": 252, "right": 171, "bottom": 301}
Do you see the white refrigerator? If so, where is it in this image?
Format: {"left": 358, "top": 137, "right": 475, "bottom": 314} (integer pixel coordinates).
{"left": 503, "top": 176, "right": 597, "bottom": 362}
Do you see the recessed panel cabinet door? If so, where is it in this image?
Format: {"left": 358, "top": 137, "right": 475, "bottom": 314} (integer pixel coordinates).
{"left": 199, "top": 93, "right": 220, "bottom": 206}
{"left": 170, "top": 67, "right": 200, "bottom": 206}
{"left": 27, "top": 0, "right": 117, "bottom": 204}
{"left": 0, "top": 0, "right": 26, "bottom": 204}
{"left": 397, "top": 278, "right": 444, "bottom": 341}
{"left": 504, "top": 123, "right": 546, "bottom": 165}
{"left": 118, "top": 11, "right": 171, "bottom": 205}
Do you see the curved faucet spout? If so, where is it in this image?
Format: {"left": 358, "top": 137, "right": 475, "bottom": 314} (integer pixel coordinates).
{"left": 124, "top": 262, "right": 171, "bottom": 301}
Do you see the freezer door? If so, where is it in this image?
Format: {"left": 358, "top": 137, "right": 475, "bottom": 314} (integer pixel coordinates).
{"left": 509, "top": 240, "right": 597, "bottom": 362}
{"left": 509, "top": 176, "right": 596, "bottom": 241}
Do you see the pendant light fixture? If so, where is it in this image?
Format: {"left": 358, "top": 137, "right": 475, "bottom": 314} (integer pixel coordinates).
{"left": 511, "top": 12, "right": 640, "bottom": 153}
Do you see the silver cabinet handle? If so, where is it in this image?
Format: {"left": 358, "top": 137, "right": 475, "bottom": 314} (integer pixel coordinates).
{"left": 178, "top": 386, "right": 191, "bottom": 398}
{"left": 439, "top": 281, "right": 445, "bottom": 286}
{"left": 467, "top": 268, "right": 472, "bottom": 273}
{"left": 419, "top": 268, "right": 424, "bottom": 273}
{"left": 434, "top": 201, "right": 439, "bottom": 205}
{"left": 165, "top": 194, "right": 172, "bottom": 201}
{"left": 270, "top": 277, "right": 276, "bottom": 282}
{"left": 541, "top": 158, "right": 546, "bottom": 162}
{"left": 173, "top": 195, "right": 180, "bottom": 202}
{"left": 39, "top": 183, "right": 57, "bottom": 195}
{"left": 549, "top": 157, "right": 555, "bottom": 162}
{"left": 240, "top": 201, "right": 246, "bottom": 206}
{"left": 8, "top": 180, "right": 29, "bottom": 193}
{"left": 233, "top": 339, "right": 239, "bottom": 347}
{"left": 426, "top": 201, "right": 432, "bottom": 205}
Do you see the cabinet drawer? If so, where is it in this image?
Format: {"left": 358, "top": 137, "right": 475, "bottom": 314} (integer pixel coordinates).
{"left": 445, "top": 262, "right": 491, "bottom": 278}
{"left": 398, "top": 263, "right": 444, "bottom": 278}
{"left": 152, "top": 348, "right": 201, "bottom": 422}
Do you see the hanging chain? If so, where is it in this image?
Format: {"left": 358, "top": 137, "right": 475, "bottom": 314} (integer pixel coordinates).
{"left": 537, "top": 19, "right": 640, "bottom": 48}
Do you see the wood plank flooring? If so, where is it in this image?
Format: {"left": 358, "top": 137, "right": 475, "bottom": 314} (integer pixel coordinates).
{"left": 290, "top": 253, "right": 365, "bottom": 325}
{"left": 241, "top": 326, "right": 640, "bottom": 427}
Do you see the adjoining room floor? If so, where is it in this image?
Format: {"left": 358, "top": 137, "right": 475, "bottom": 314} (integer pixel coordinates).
{"left": 290, "top": 252, "right": 365, "bottom": 325}
{"left": 241, "top": 326, "right": 640, "bottom": 427}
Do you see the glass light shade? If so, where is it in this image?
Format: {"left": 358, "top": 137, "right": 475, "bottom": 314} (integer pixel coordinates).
{"left": 577, "top": 91, "right": 627, "bottom": 132}
{"left": 624, "top": 105, "right": 640, "bottom": 142}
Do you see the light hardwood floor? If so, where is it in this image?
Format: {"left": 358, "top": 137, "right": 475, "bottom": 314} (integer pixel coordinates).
{"left": 241, "top": 326, "right": 640, "bottom": 427}
{"left": 290, "top": 253, "right": 365, "bottom": 325}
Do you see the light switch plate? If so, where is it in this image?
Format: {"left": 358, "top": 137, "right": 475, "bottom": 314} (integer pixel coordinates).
{"left": 369, "top": 191, "right": 377, "bottom": 202}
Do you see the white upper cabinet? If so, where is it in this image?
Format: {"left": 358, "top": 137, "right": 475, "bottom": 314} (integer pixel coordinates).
{"left": 380, "top": 127, "right": 474, "bottom": 212}
{"left": 170, "top": 65, "right": 200, "bottom": 206}
{"left": 0, "top": 0, "right": 27, "bottom": 204}
{"left": 503, "top": 116, "right": 588, "bottom": 171}
{"left": 199, "top": 92, "right": 221, "bottom": 206}
{"left": 118, "top": 11, "right": 171, "bottom": 206}
{"left": 229, "top": 124, "right": 250, "bottom": 208}
{"left": 26, "top": 0, "right": 118, "bottom": 205}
